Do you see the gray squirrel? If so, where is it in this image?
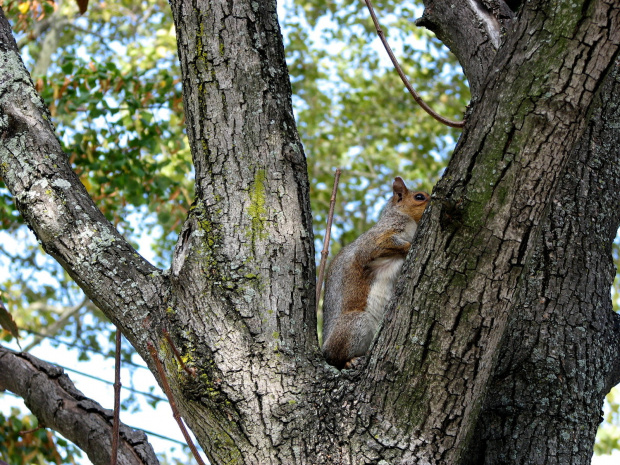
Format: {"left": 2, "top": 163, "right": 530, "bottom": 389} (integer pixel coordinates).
{"left": 322, "top": 177, "right": 429, "bottom": 369}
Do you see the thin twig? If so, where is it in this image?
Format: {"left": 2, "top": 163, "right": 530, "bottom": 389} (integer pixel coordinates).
{"left": 110, "top": 330, "right": 122, "bottom": 465}
{"left": 316, "top": 168, "right": 342, "bottom": 310}
{"left": 363, "top": 0, "right": 465, "bottom": 129}
{"left": 23, "top": 297, "right": 88, "bottom": 352}
{"left": 19, "top": 426, "right": 44, "bottom": 435}
{"left": 163, "top": 328, "right": 196, "bottom": 377}
{"left": 147, "top": 342, "right": 207, "bottom": 465}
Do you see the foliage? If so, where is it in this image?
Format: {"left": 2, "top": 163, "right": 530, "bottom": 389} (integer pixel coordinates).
{"left": 0, "top": 0, "right": 618, "bottom": 461}
{"left": 596, "top": 387, "right": 620, "bottom": 455}
{"left": 0, "top": 407, "right": 81, "bottom": 464}
{"left": 1, "top": 0, "right": 192, "bottom": 267}
{"left": 1, "top": 0, "right": 189, "bottom": 338}
{"left": 0, "top": 0, "right": 470, "bottom": 343}
{"left": 0, "top": 0, "right": 191, "bottom": 459}
{"left": 281, "top": 0, "right": 468, "bottom": 251}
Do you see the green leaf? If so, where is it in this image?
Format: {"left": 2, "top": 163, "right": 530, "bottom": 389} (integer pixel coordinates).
{"left": 60, "top": 61, "right": 74, "bottom": 75}
{"left": 0, "top": 299, "right": 20, "bottom": 347}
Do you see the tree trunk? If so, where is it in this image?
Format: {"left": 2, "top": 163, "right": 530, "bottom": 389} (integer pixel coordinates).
{"left": 464, "top": 56, "right": 620, "bottom": 465}
{"left": 1, "top": 0, "right": 620, "bottom": 464}
{"left": 359, "top": 1, "right": 620, "bottom": 462}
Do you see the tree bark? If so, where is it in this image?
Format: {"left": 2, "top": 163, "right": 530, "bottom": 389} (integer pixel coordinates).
{"left": 415, "top": 0, "right": 512, "bottom": 100}
{"left": 0, "top": 8, "right": 168, "bottom": 353}
{"left": 464, "top": 56, "right": 620, "bottom": 465}
{"left": 415, "top": 3, "right": 620, "bottom": 463}
{"left": 359, "top": 1, "right": 620, "bottom": 462}
{"left": 1, "top": 0, "right": 620, "bottom": 464}
{"left": 0, "top": 346, "right": 159, "bottom": 465}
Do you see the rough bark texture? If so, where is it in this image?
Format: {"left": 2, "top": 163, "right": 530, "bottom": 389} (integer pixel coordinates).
{"left": 415, "top": 0, "right": 511, "bottom": 100}
{"left": 464, "top": 57, "right": 620, "bottom": 465}
{"left": 359, "top": 1, "right": 620, "bottom": 462}
{"left": 0, "top": 9, "right": 168, "bottom": 353}
{"left": 161, "top": 0, "right": 320, "bottom": 462}
{"left": 1, "top": 0, "right": 620, "bottom": 464}
{"left": 415, "top": 3, "right": 620, "bottom": 463}
{"left": 0, "top": 346, "right": 159, "bottom": 465}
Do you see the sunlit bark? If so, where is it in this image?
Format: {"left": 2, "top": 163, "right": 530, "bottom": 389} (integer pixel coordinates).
{"left": 1, "top": 1, "right": 619, "bottom": 464}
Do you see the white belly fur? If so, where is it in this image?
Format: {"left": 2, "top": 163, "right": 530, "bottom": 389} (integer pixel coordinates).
{"left": 365, "top": 256, "right": 405, "bottom": 329}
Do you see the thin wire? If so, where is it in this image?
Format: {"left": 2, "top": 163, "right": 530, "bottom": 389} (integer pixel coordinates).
{"left": 2, "top": 338, "right": 205, "bottom": 454}
{"left": 13, "top": 327, "right": 206, "bottom": 455}
{"left": 17, "top": 330, "right": 167, "bottom": 401}
{"left": 60, "top": 365, "right": 167, "bottom": 403}
{"left": 22, "top": 328, "right": 150, "bottom": 371}
{"left": 0, "top": 390, "right": 199, "bottom": 448}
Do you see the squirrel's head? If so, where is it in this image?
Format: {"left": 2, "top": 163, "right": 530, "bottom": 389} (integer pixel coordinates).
{"left": 391, "top": 176, "right": 429, "bottom": 223}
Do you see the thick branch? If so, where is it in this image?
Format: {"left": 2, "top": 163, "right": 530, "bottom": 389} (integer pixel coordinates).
{"left": 465, "top": 57, "right": 620, "bottom": 465}
{"left": 0, "top": 345, "right": 159, "bottom": 465}
{"left": 0, "top": 8, "right": 167, "bottom": 351}
{"left": 416, "top": 0, "right": 515, "bottom": 99}
{"left": 361, "top": 0, "right": 620, "bottom": 462}
{"left": 168, "top": 0, "right": 316, "bottom": 353}
{"left": 160, "top": 1, "right": 319, "bottom": 462}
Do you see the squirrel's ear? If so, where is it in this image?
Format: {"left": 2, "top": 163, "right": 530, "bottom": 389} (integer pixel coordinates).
{"left": 393, "top": 177, "right": 408, "bottom": 201}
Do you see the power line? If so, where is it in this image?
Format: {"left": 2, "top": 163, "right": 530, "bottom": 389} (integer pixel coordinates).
{"left": 2, "top": 334, "right": 205, "bottom": 454}
{"left": 22, "top": 328, "right": 150, "bottom": 371}
{"left": 4, "top": 332, "right": 207, "bottom": 452}
{"left": 1, "top": 391, "right": 196, "bottom": 448}
{"left": 60, "top": 365, "right": 167, "bottom": 403}
{"left": 6, "top": 331, "right": 167, "bottom": 402}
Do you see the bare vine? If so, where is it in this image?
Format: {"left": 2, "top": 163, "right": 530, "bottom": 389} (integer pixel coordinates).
{"left": 363, "top": 0, "right": 465, "bottom": 129}
{"left": 316, "top": 168, "right": 342, "bottom": 311}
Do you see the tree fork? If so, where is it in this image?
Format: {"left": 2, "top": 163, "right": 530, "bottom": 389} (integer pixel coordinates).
{"left": 1, "top": 0, "right": 620, "bottom": 464}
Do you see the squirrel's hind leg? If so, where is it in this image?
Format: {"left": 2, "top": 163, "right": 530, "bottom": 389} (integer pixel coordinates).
{"left": 322, "top": 311, "right": 375, "bottom": 369}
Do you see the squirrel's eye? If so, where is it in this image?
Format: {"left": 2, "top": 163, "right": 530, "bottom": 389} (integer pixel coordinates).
{"left": 414, "top": 193, "right": 427, "bottom": 201}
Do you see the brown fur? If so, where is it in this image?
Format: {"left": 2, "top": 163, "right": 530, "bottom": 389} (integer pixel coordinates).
{"left": 322, "top": 177, "right": 429, "bottom": 369}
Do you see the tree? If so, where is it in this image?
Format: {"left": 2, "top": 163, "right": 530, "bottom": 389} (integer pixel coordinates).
{"left": 1, "top": 0, "right": 619, "bottom": 464}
